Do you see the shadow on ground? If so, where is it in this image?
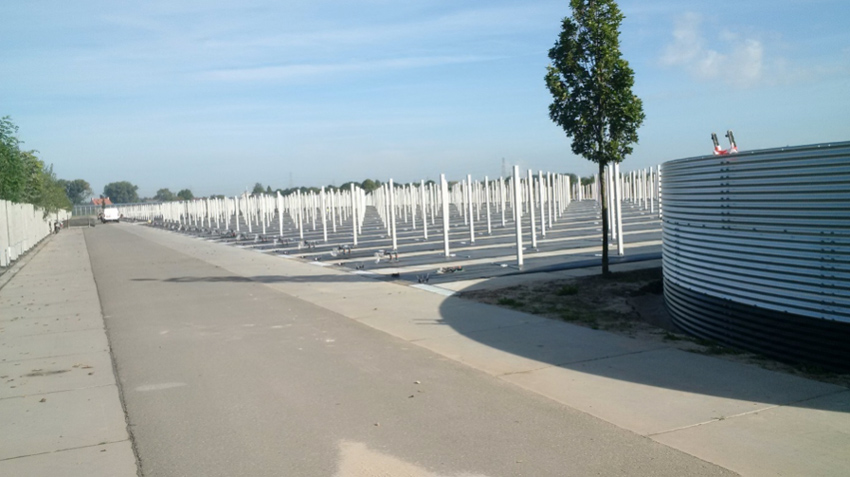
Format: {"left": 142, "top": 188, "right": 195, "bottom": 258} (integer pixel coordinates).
{"left": 434, "top": 283, "right": 849, "bottom": 414}
{"left": 131, "top": 271, "right": 849, "bottom": 415}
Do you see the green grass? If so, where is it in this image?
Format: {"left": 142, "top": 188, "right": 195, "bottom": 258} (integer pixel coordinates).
{"left": 556, "top": 284, "right": 579, "bottom": 296}
{"left": 497, "top": 297, "right": 525, "bottom": 308}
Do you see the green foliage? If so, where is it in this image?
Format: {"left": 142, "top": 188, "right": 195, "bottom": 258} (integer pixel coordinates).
{"left": 252, "top": 182, "right": 265, "bottom": 195}
{"left": 545, "top": 0, "right": 644, "bottom": 166}
{"left": 59, "top": 179, "right": 92, "bottom": 204}
{"left": 0, "top": 116, "right": 25, "bottom": 202}
{"left": 0, "top": 116, "right": 71, "bottom": 214}
{"left": 497, "top": 297, "right": 525, "bottom": 308}
{"left": 556, "top": 284, "right": 579, "bottom": 296}
{"left": 177, "top": 189, "right": 194, "bottom": 201}
{"left": 154, "top": 188, "right": 177, "bottom": 201}
{"left": 545, "top": 0, "right": 644, "bottom": 274}
{"left": 361, "top": 179, "right": 383, "bottom": 193}
{"left": 103, "top": 181, "right": 139, "bottom": 204}
{"left": 37, "top": 163, "right": 72, "bottom": 214}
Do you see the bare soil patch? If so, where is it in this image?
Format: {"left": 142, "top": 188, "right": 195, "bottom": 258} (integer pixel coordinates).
{"left": 457, "top": 267, "right": 850, "bottom": 388}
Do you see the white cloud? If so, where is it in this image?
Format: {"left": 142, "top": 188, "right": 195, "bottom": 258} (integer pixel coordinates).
{"left": 661, "top": 13, "right": 766, "bottom": 88}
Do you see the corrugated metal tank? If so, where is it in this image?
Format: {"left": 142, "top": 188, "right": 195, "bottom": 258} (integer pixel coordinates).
{"left": 661, "top": 142, "right": 850, "bottom": 371}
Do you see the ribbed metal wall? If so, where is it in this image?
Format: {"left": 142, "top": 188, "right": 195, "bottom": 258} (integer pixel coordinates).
{"left": 661, "top": 141, "right": 850, "bottom": 371}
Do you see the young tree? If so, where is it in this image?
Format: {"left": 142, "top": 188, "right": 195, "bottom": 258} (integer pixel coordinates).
{"left": 103, "top": 181, "right": 139, "bottom": 203}
{"left": 545, "top": 0, "right": 644, "bottom": 274}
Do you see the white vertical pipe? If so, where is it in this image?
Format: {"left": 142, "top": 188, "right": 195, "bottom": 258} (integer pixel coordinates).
{"left": 485, "top": 176, "right": 492, "bottom": 235}
{"left": 441, "top": 174, "right": 450, "bottom": 257}
{"left": 607, "top": 169, "right": 615, "bottom": 240}
{"left": 409, "top": 185, "right": 414, "bottom": 229}
{"left": 350, "top": 184, "right": 358, "bottom": 246}
{"left": 297, "top": 192, "right": 304, "bottom": 241}
{"left": 500, "top": 177, "right": 506, "bottom": 227}
{"left": 615, "top": 163, "right": 624, "bottom": 256}
{"left": 246, "top": 196, "right": 253, "bottom": 234}
{"left": 475, "top": 180, "right": 481, "bottom": 222}
{"left": 320, "top": 187, "right": 327, "bottom": 243}
{"left": 430, "top": 183, "right": 436, "bottom": 226}
{"left": 528, "top": 170, "right": 537, "bottom": 249}
{"left": 389, "top": 179, "right": 397, "bottom": 250}
{"left": 277, "top": 192, "right": 283, "bottom": 237}
{"left": 234, "top": 196, "right": 240, "bottom": 232}
{"left": 420, "top": 180, "right": 428, "bottom": 240}
{"left": 331, "top": 189, "right": 337, "bottom": 233}
{"left": 513, "top": 166, "right": 524, "bottom": 267}
{"left": 384, "top": 184, "right": 391, "bottom": 233}
{"left": 261, "top": 196, "right": 267, "bottom": 235}
{"left": 467, "top": 174, "right": 475, "bottom": 244}
{"left": 402, "top": 185, "right": 409, "bottom": 224}
{"left": 548, "top": 172, "right": 555, "bottom": 227}
{"left": 538, "top": 170, "right": 546, "bottom": 237}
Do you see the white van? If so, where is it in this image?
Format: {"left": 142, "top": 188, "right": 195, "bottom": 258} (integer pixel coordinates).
{"left": 101, "top": 208, "right": 121, "bottom": 223}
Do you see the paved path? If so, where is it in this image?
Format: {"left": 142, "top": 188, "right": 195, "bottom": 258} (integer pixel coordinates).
{"left": 0, "top": 228, "right": 137, "bottom": 476}
{"left": 86, "top": 224, "right": 732, "bottom": 476}
{"left": 3, "top": 223, "right": 849, "bottom": 476}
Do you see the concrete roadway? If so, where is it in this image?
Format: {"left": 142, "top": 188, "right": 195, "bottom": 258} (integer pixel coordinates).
{"left": 84, "top": 224, "right": 733, "bottom": 476}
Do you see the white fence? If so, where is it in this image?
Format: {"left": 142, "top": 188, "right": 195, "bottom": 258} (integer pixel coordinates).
{"left": 0, "top": 200, "right": 71, "bottom": 267}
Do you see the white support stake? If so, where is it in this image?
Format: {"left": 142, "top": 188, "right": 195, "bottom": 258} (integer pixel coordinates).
{"left": 467, "top": 175, "right": 475, "bottom": 244}
{"left": 441, "top": 174, "right": 450, "bottom": 257}
{"left": 528, "top": 170, "right": 537, "bottom": 249}
{"left": 513, "top": 166, "right": 524, "bottom": 267}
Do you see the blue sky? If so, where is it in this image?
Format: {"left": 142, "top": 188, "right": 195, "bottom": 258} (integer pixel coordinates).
{"left": 3, "top": 0, "right": 848, "bottom": 198}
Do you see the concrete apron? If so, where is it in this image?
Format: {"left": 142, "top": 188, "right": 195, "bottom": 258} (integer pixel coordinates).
{"left": 124, "top": 224, "right": 850, "bottom": 477}
{"left": 0, "top": 228, "right": 138, "bottom": 476}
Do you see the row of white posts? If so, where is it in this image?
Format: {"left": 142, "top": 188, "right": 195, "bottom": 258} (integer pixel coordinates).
{"left": 118, "top": 164, "right": 661, "bottom": 267}
{"left": 0, "top": 200, "right": 71, "bottom": 267}
{"left": 597, "top": 164, "right": 662, "bottom": 256}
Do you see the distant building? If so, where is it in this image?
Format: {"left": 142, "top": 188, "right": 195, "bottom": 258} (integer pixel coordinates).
{"left": 92, "top": 197, "right": 113, "bottom": 206}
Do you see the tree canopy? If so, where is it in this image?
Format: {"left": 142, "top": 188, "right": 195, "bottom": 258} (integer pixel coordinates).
{"left": 545, "top": 0, "right": 644, "bottom": 274}
{"left": 177, "top": 189, "right": 194, "bottom": 201}
{"left": 154, "top": 188, "right": 177, "bottom": 201}
{"left": 103, "top": 181, "right": 139, "bottom": 204}
{"left": 59, "top": 179, "right": 92, "bottom": 204}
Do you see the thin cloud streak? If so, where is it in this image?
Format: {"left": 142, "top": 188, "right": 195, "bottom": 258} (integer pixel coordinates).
{"left": 202, "top": 55, "right": 502, "bottom": 82}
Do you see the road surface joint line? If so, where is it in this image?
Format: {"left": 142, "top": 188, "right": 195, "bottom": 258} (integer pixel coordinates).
{"left": 646, "top": 388, "right": 850, "bottom": 437}
{"left": 0, "top": 383, "right": 117, "bottom": 401}
{"left": 0, "top": 438, "right": 131, "bottom": 463}
{"left": 0, "top": 350, "right": 110, "bottom": 364}
{"left": 0, "top": 326, "right": 106, "bottom": 338}
{"left": 496, "top": 345, "right": 672, "bottom": 377}
{"left": 407, "top": 320, "right": 545, "bottom": 344}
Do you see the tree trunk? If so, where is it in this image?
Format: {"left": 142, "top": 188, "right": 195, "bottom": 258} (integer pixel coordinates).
{"left": 599, "top": 161, "right": 610, "bottom": 275}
